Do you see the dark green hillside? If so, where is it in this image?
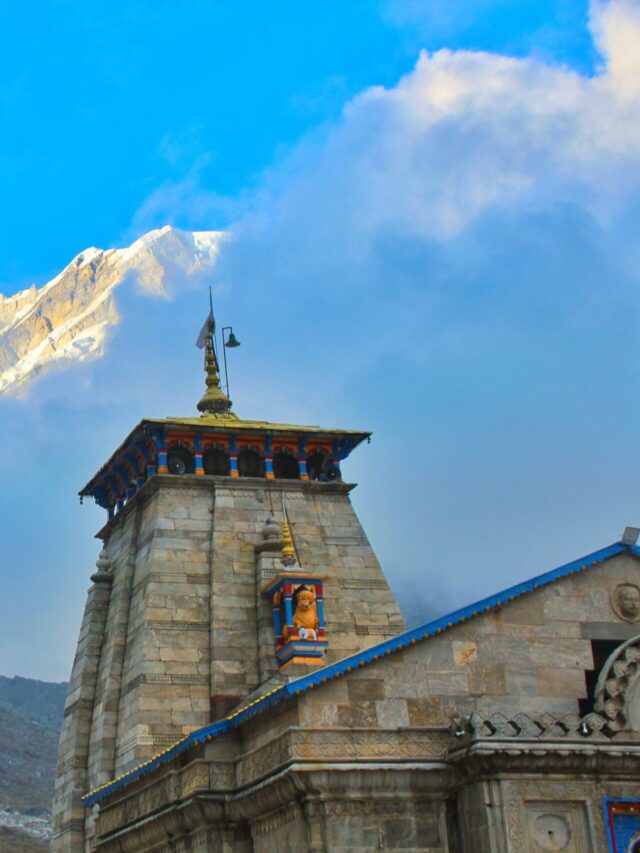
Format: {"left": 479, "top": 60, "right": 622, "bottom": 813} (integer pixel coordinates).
{"left": 0, "top": 674, "right": 68, "bottom": 852}
{"left": 0, "top": 825, "right": 48, "bottom": 851}
{"left": 0, "top": 703, "right": 60, "bottom": 813}
{"left": 0, "top": 676, "right": 67, "bottom": 728}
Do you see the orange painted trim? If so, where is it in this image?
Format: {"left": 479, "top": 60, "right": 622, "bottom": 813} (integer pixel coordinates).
{"left": 195, "top": 469, "right": 205, "bottom": 476}
{"left": 265, "top": 472, "right": 275, "bottom": 479}
{"left": 230, "top": 470, "right": 239, "bottom": 478}
{"left": 304, "top": 441, "right": 333, "bottom": 454}
{"left": 272, "top": 442, "right": 298, "bottom": 454}
{"left": 157, "top": 465, "right": 169, "bottom": 474}
{"left": 201, "top": 436, "right": 230, "bottom": 450}
{"left": 167, "top": 432, "right": 196, "bottom": 449}
{"left": 236, "top": 437, "right": 265, "bottom": 451}
{"left": 279, "top": 657, "right": 326, "bottom": 670}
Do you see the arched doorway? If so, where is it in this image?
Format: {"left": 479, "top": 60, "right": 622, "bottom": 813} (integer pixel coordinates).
{"left": 238, "top": 446, "right": 265, "bottom": 478}
{"left": 203, "top": 446, "right": 230, "bottom": 476}
{"left": 273, "top": 449, "right": 299, "bottom": 480}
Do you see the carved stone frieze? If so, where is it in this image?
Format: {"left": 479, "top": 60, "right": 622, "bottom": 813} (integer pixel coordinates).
{"left": 250, "top": 801, "right": 303, "bottom": 837}
{"left": 98, "top": 771, "right": 180, "bottom": 836}
{"left": 323, "top": 798, "right": 425, "bottom": 817}
{"left": 235, "top": 726, "right": 451, "bottom": 786}
{"left": 144, "top": 619, "right": 209, "bottom": 632}
{"left": 468, "top": 710, "right": 612, "bottom": 741}
{"left": 180, "top": 761, "right": 210, "bottom": 797}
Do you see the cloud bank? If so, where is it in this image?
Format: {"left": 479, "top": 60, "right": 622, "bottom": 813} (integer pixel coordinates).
{"left": 208, "top": 0, "right": 640, "bottom": 611}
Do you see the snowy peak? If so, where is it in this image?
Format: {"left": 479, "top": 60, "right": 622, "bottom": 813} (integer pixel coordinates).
{"left": 0, "top": 226, "right": 224, "bottom": 394}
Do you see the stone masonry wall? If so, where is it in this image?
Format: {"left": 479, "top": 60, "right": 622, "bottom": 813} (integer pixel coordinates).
{"left": 86, "top": 504, "right": 141, "bottom": 789}
{"left": 54, "top": 470, "right": 405, "bottom": 851}
{"left": 112, "top": 482, "right": 213, "bottom": 773}
{"left": 209, "top": 478, "right": 404, "bottom": 717}
{"left": 297, "top": 552, "right": 640, "bottom": 731}
{"left": 51, "top": 575, "right": 111, "bottom": 852}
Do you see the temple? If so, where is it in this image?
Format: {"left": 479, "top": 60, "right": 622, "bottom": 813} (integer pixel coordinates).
{"left": 52, "top": 315, "right": 640, "bottom": 852}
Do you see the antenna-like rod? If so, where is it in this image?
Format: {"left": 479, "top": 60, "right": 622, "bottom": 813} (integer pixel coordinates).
{"left": 221, "top": 326, "right": 230, "bottom": 398}
{"left": 209, "top": 286, "right": 219, "bottom": 367}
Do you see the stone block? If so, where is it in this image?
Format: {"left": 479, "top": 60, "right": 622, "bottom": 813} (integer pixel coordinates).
{"left": 174, "top": 519, "right": 212, "bottom": 532}
{"left": 505, "top": 666, "right": 539, "bottom": 696}
{"left": 347, "top": 679, "right": 385, "bottom": 702}
{"left": 159, "top": 647, "right": 199, "bottom": 662}
{"left": 413, "top": 640, "right": 455, "bottom": 668}
{"left": 498, "top": 594, "right": 545, "bottom": 625}
{"left": 336, "top": 701, "right": 379, "bottom": 727}
{"left": 543, "top": 591, "right": 610, "bottom": 622}
{"left": 428, "top": 670, "right": 469, "bottom": 695}
{"left": 304, "top": 679, "right": 349, "bottom": 704}
{"left": 476, "top": 695, "right": 579, "bottom": 716}
{"left": 537, "top": 667, "right": 587, "bottom": 698}
{"left": 580, "top": 621, "right": 640, "bottom": 641}
{"left": 453, "top": 641, "right": 477, "bottom": 666}
{"left": 478, "top": 635, "right": 530, "bottom": 665}
{"left": 375, "top": 698, "right": 411, "bottom": 728}
{"left": 407, "top": 697, "right": 445, "bottom": 726}
{"left": 528, "top": 639, "right": 592, "bottom": 669}
{"left": 469, "top": 664, "right": 507, "bottom": 697}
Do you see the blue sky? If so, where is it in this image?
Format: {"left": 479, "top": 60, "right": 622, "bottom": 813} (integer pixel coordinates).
{"left": 0, "top": 0, "right": 592, "bottom": 289}
{"left": 3, "top": 0, "right": 640, "bottom": 681}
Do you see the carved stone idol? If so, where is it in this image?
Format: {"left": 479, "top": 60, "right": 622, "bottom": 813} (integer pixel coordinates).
{"left": 612, "top": 583, "right": 640, "bottom": 622}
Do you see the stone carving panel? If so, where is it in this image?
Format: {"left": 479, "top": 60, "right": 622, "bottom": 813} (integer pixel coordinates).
{"left": 612, "top": 584, "right": 640, "bottom": 622}
{"left": 502, "top": 780, "right": 600, "bottom": 853}
{"left": 595, "top": 635, "right": 640, "bottom": 731}
{"left": 529, "top": 811, "right": 572, "bottom": 850}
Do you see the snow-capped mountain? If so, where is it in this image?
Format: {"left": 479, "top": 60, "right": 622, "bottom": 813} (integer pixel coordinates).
{"left": 0, "top": 226, "right": 224, "bottom": 394}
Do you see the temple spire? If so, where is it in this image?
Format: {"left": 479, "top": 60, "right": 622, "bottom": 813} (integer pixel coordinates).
{"left": 196, "top": 299, "right": 233, "bottom": 416}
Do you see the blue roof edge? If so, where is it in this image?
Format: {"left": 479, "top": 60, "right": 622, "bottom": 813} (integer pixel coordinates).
{"left": 83, "top": 540, "right": 639, "bottom": 806}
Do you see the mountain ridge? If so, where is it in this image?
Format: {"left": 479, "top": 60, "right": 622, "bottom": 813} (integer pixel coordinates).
{"left": 0, "top": 226, "right": 224, "bottom": 394}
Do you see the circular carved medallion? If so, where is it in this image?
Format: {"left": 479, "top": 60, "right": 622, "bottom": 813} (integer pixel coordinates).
{"left": 531, "top": 813, "right": 571, "bottom": 850}
{"left": 612, "top": 583, "right": 640, "bottom": 622}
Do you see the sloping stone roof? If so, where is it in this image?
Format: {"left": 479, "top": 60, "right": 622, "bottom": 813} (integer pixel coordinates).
{"left": 83, "top": 539, "right": 640, "bottom": 806}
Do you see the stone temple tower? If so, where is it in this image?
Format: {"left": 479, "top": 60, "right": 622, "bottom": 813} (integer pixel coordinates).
{"left": 51, "top": 318, "right": 405, "bottom": 851}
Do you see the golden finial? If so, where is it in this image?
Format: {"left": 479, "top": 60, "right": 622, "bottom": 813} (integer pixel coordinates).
{"left": 281, "top": 517, "right": 296, "bottom": 566}
{"left": 197, "top": 327, "right": 233, "bottom": 416}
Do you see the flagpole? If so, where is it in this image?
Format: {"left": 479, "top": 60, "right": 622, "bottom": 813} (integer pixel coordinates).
{"left": 209, "top": 285, "right": 220, "bottom": 369}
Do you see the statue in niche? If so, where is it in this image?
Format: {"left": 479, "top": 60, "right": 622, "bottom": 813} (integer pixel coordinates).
{"left": 282, "top": 585, "right": 319, "bottom": 641}
{"left": 613, "top": 583, "right": 640, "bottom": 622}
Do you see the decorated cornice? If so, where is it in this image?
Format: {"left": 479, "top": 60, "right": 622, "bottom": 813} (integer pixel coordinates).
{"left": 80, "top": 416, "right": 369, "bottom": 518}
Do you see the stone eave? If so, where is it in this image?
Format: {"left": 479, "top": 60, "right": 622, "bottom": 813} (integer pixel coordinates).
{"left": 447, "top": 737, "right": 640, "bottom": 779}
{"left": 83, "top": 540, "right": 640, "bottom": 806}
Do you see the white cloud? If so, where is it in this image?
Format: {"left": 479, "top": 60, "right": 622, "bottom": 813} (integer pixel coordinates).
{"left": 250, "top": 0, "right": 640, "bottom": 244}
{"left": 592, "top": 0, "right": 640, "bottom": 93}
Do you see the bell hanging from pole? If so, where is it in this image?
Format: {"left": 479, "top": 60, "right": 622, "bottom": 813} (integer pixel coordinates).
{"left": 225, "top": 330, "right": 241, "bottom": 348}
